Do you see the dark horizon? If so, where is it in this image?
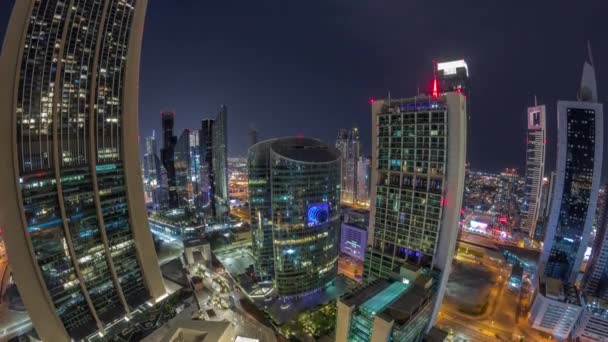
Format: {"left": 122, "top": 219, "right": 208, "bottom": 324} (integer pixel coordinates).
{"left": 1, "top": 0, "right": 607, "bottom": 176}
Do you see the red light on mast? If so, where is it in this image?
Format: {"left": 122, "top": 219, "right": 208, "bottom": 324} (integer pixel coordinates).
{"left": 370, "top": 97, "right": 376, "bottom": 104}
{"left": 432, "top": 78, "right": 438, "bottom": 98}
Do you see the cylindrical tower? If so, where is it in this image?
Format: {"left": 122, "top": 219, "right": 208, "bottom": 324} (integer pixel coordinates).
{"left": 249, "top": 137, "right": 341, "bottom": 297}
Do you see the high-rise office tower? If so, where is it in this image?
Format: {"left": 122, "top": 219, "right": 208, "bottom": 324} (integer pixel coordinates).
{"left": 336, "top": 129, "right": 349, "bottom": 200}
{"left": 144, "top": 132, "right": 162, "bottom": 208}
{"left": 530, "top": 52, "right": 603, "bottom": 340}
{"left": 212, "top": 105, "right": 230, "bottom": 222}
{"left": 175, "top": 129, "right": 191, "bottom": 208}
{"left": 200, "top": 119, "right": 215, "bottom": 216}
{"left": 522, "top": 104, "right": 546, "bottom": 237}
{"left": 540, "top": 56, "right": 603, "bottom": 284}
{"left": 161, "top": 111, "right": 178, "bottom": 208}
{"left": 248, "top": 137, "right": 341, "bottom": 297}
{"left": 338, "top": 92, "right": 466, "bottom": 341}
{"left": 583, "top": 184, "right": 608, "bottom": 300}
{"left": 336, "top": 128, "right": 360, "bottom": 205}
{"left": 189, "top": 129, "right": 202, "bottom": 206}
{"left": 356, "top": 156, "right": 371, "bottom": 206}
{"left": 0, "top": 1, "right": 165, "bottom": 341}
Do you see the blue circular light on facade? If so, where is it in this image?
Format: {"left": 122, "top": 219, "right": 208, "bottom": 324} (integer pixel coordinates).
{"left": 307, "top": 203, "right": 329, "bottom": 227}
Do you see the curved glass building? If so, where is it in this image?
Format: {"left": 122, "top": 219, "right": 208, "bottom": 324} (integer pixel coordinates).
{"left": 0, "top": 1, "right": 165, "bottom": 341}
{"left": 248, "top": 137, "right": 341, "bottom": 297}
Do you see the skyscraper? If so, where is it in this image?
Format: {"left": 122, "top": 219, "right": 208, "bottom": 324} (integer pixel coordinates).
{"left": 212, "top": 105, "right": 230, "bottom": 222}
{"left": 583, "top": 184, "right": 608, "bottom": 300}
{"left": 200, "top": 118, "right": 215, "bottom": 217}
{"left": 144, "top": 131, "right": 162, "bottom": 208}
{"left": 540, "top": 56, "right": 603, "bottom": 284}
{"left": 161, "top": 111, "right": 178, "bottom": 208}
{"left": 0, "top": 1, "right": 165, "bottom": 341}
{"left": 530, "top": 52, "right": 603, "bottom": 340}
{"left": 356, "top": 156, "right": 371, "bottom": 206}
{"left": 175, "top": 129, "right": 191, "bottom": 208}
{"left": 248, "top": 137, "right": 341, "bottom": 297}
{"left": 522, "top": 104, "right": 546, "bottom": 237}
{"left": 189, "top": 129, "right": 202, "bottom": 206}
{"left": 338, "top": 91, "right": 466, "bottom": 341}
{"left": 336, "top": 128, "right": 360, "bottom": 205}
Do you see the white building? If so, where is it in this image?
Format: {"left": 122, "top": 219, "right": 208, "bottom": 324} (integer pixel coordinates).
{"left": 529, "top": 277, "right": 582, "bottom": 340}
{"left": 522, "top": 104, "right": 546, "bottom": 237}
{"left": 575, "top": 298, "right": 608, "bottom": 342}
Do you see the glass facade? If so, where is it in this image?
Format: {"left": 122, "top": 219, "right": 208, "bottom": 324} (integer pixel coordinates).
{"left": 175, "top": 129, "right": 191, "bottom": 208}
{"left": 545, "top": 107, "right": 596, "bottom": 281}
{"left": 10, "top": 0, "right": 152, "bottom": 339}
{"left": 365, "top": 99, "right": 447, "bottom": 279}
{"left": 248, "top": 138, "right": 341, "bottom": 297}
{"left": 248, "top": 140, "right": 274, "bottom": 281}
{"left": 161, "top": 111, "right": 178, "bottom": 208}
{"left": 212, "top": 106, "right": 230, "bottom": 222}
{"left": 200, "top": 119, "right": 215, "bottom": 218}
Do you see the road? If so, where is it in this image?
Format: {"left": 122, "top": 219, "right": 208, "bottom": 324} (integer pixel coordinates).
{"left": 189, "top": 263, "right": 276, "bottom": 342}
{"left": 231, "top": 207, "right": 250, "bottom": 222}
{"left": 439, "top": 251, "right": 549, "bottom": 341}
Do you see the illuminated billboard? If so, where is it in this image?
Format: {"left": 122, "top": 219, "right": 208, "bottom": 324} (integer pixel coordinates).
{"left": 528, "top": 105, "right": 545, "bottom": 130}
{"left": 307, "top": 202, "right": 330, "bottom": 227}
{"left": 470, "top": 220, "right": 488, "bottom": 230}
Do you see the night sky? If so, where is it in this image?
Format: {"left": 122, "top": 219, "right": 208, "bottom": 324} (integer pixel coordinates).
{"left": 1, "top": 1, "right": 607, "bottom": 175}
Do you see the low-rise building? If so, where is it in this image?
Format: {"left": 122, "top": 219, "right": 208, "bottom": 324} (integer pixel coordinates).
{"left": 529, "top": 277, "right": 582, "bottom": 340}
{"left": 575, "top": 297, "right": 608, "bottom": 342}
{"left": 336, "top": 266, "right": 437, "bottom": 342}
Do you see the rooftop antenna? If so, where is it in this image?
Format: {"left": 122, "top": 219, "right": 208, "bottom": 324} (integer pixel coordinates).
{"left": 534, "top": 94, "right": 538, "bottom": 107}
{"left": 388, "top": 90, "right": 391, "bottom": 104}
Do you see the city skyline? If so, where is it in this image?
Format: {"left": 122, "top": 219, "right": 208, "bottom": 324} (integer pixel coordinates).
{"left": 1, "top": 1, "right": 606, "bottom": 173}
{"left": 2, "top": 1, "right": 608, "bottom": 341}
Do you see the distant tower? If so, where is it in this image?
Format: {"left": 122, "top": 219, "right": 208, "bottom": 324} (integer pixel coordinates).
{"left": 174, "top": 129, "right": 191, "bottom": 208}
{"left": 335, "top": 128, "right": 359, "bottom": 205}
{"left": 522, "top": 102, "right": 546, "bottom": 238}
{"left": 249, "top": 128, "right": 259, "bottom": 147}
{"left": 0, "top": 1, "right": 165, "bottom": 341}
{"left": 161, "top": 111, "right": 178, "bottom": 208}
{"left": 200, "top": 119, "right": 215, "bottom": 217}
{"left": 212, "top": 105, "right": 230, "bottom": 222}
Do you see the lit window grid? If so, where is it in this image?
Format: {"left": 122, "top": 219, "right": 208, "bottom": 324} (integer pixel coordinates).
{"left": 61, "top": 167, "right": 124, "bottom": 323}
{"left": 248, "top": 142, "right": 275, "bottom": 281}
{"left": 546, "top": 108, "right": 596, "bottom": 280}
{"left": 270, "top": 156, "right": 340, "bottom": 296}
{"left": 367, "top": 108, "right": 448, "bottom": 278}
{"left": 97, "top": 163, "right": 149, "bottom": 309}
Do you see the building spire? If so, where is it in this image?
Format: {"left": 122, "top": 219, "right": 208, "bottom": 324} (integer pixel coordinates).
{"left": 578, "top": 41, "right": 598, "bottom": 102}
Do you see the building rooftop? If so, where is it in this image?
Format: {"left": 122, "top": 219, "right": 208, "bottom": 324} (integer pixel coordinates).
{"left": 270, "top": 137, "right": 340, "bottom": 163}
{"left": 360, "top": 281, "right": 410, "bottom": 316}
{"left": 150, "top": 319, "right": 233, "bottom": 342}
{"left": 380, "top": 283, "right": 432, "bottom": 326}
{"left": 425, "top": 326, "right": 449, "bottom": 342}
{"left": 341, "top": 276, "right": 435, "bottom": 327}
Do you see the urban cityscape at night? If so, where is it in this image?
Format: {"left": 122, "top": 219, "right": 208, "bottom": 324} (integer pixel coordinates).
{"left": 0, "top": 1, "right": 607, "bottom": 341}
